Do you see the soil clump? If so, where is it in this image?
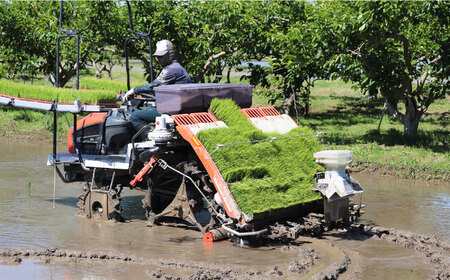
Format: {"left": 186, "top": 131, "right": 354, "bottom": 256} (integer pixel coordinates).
{"left": 283, "top": 246, "right": 320, "bottom": 275}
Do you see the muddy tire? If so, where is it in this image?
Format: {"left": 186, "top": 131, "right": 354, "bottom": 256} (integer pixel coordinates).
{"left": 77, "top": 182, "right": 124, "bottom": 222}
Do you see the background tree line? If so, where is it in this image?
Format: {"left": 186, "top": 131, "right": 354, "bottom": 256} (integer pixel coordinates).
{"left": 0, "top": 0, "right": 448, "bottom": 142}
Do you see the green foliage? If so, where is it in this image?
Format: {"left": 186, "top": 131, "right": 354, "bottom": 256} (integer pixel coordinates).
{"left": 130, "top": 1, "right": 267, "bottom": 83}
{"left": 0, "top": 1, "right": 126, "bottom": 86}
{"left": 0, "top": 1, "right": 268, "bottom": 85}
{"left": 197, "top": 99, "right": 322, "bottom": 215}
{"left": 321, "top": 1, "right": 449, "bottom": 141}
{"left": 0, "top": 64, "right": 6, "bottom": 79}
{"left": 245, "top": 2, "right": 331, "bottom": 117}
{"left": 302, "top": 79, "right": 449, "bottom": 175}
{"left": 0, "top": 79, "right": 117, "bottom": 103}
{"left": 0, "top": 0, "right": 447, "bottom": 148}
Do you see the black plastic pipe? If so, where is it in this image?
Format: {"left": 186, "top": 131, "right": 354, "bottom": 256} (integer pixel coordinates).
{"left": 125, "top": 1, "right": 153, "bottom": 90}
{"left": 52, "top": 101, "right": 57, "bottom": 159}
{"left": 125, "top": 37, "right": 153, "bottom": 90}
{"left": 56, "top": 0, "right": 80, "bottom": 89}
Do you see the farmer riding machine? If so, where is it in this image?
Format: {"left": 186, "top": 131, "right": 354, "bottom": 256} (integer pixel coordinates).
{"left": 47, "top": 83, "right": 363, "bottom": 242}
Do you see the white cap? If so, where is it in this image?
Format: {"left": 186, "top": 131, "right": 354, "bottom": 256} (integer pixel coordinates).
{"left": 153, "top": 40, "right": 174, "bottom": 56}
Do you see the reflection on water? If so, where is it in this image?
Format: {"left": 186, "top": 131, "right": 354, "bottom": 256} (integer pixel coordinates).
{"left": 0, "top": 259, "right": 152, "bottom": 280}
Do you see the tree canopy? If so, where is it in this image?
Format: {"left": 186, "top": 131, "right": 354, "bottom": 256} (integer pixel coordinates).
{"left": 0, "top": 0, "right": 447, "bottom": 142}
{"left": 322, "top": 1, "right": 449, "bottom": 141}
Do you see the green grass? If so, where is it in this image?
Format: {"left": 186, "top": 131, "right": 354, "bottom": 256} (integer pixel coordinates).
{"left": 81, "top": 67, "right": 151, "bottom": 86}
{"left": 197, "top": 99, "right": 323, "bottom": 215}
{"left": 0, "top": 105, "right": 70, "bottom": 139}
{"left": 0, "top": 79, "right": 117, "bottom": 103}
{"left": 301, "top": 80, "right": 450, "bottom": 174}
{"left": 344, "top": 143, "right": 448, "bottom": 171}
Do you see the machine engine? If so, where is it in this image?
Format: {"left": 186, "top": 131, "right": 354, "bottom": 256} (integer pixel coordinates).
{"left": 68, "top": 111, "right": 133, "bottom": 155}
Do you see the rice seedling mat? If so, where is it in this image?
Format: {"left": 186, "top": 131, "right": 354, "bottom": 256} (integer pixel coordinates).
{"left": 197, "top": 99, "right": 323, "bottom": 216}
{"left": 0, "top": 79, "right": 118, "bottom": 104}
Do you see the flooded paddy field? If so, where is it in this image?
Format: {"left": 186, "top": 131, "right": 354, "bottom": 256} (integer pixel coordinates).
{"left": 0, "top": 140, "right": 448, "bottom": 279}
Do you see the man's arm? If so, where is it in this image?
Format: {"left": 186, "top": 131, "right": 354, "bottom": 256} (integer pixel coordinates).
{"left": 133, "top": 80, "right": 161, "bottom": 94}
{"left": 124, "top": 67, "right": 179, "bottom": 100}
{"left": 124, "top": 80, "right": 159, "bottom": 101}
{"left": 130, "top": 69, "right": 176, "bottom": 94}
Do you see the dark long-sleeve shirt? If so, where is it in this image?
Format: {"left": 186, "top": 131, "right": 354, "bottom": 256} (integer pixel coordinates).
{"left": 133, "top": 60, "right": 191, "bottom": 94}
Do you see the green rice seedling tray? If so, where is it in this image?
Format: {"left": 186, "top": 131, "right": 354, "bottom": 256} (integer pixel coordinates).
{"left": 197, "top": 99, "right": 323, "bottom": 219}
{"left": 0, "top": 79, "right": 117, "bottom": 104}
{"left": 80, "top": 77, "right": 142, "bottom": 92}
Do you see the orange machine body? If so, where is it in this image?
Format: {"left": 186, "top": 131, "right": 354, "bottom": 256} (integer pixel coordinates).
{"left": 68, "top": 112, "right": 108, "bottom": 153}
{"left": 172, "top": 113, "right": 247, "bottom": 225}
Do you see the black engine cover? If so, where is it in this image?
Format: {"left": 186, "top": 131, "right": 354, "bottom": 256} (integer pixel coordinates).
{"left": 74, "top": 110, "right": 132, "bottom": 155}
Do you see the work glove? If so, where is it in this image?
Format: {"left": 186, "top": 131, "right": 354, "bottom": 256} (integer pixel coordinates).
{"left": 123, "top": 88, "right": 135, "bottom": 101}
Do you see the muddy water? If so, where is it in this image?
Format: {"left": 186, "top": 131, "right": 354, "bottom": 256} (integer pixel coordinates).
{"left": 328, "top": 231, "right": 431, "bottom": 280}
{"left": 354, "top": 174, "right": 450, "bottom": 242}
{"left": 0, "top": 140, "right": 448, "bottom": 279}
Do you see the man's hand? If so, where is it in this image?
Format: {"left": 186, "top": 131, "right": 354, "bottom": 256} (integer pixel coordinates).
{"left": 123, "top": 88, "right": 135, "bottom": 101}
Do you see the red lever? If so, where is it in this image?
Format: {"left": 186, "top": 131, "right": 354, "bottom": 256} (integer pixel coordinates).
{"left": 130, "top": 157, "right": 158, "bottom": 187}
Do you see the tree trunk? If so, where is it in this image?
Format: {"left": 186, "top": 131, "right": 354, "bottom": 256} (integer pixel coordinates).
{"left": 283, "top": 92, "right": 306, "bottom": 121}
{"left": 403, "top": 113, "right": 420, "bottom": 145}
{"left": 213, "top": 66, "right": 223, "bottom": 83}
{"left": 106, "top": 65, "right": 113, "bottom": 80}
{"left": 59, "top": 70, "right": 76, "bottom": 88}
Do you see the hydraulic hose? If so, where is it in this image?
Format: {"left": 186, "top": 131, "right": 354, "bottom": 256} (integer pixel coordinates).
{"left": 221, "top": 224, "right": 268, "bottom": 237}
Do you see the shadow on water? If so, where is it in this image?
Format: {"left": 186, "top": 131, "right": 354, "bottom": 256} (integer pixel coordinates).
{"left": 45, "top": 197, "right": 78, "bottom": 208}
{"left": 168, "top": 236, "right": 200, "bottom": 243}
{"left": 119, "top": 195, "right": 147, "bottom": 220}
{"left": 325, "top": 228, "right": 373, "bottom": 243}
{"left": 47, "top": 195, "right": 149, "bottom": 220}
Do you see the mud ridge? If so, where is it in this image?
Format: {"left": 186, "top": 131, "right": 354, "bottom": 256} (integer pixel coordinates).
{"left": 350, "top": 161, "right": 450, "bottom": 183}
{"left": 0, "top": 248, "right": 240, "bottom": 279}
{"left": 145, "top": 267, "right": 240, "bottom": 280}
{"left": 0, "top": 247, "right": 314, "bottom": 279}
{"left": 0, "top": 245, "right": 341, "bottom": 279}
{"left": 310, "top": 246, "right": 350, "bottom": 280}
{"left": 352, "top": 224, "right": 450, "bottom": 280}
